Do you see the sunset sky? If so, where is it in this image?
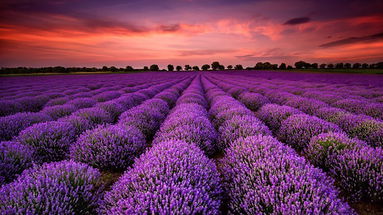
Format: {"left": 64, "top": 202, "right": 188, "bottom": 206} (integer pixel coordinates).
{"left": 1, "top": 0, "right": 383, "bottom": 68}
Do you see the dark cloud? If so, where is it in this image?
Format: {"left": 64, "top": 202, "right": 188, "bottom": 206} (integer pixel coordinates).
{"left": 320, "top": 32, "right": 383, "bottom": 48}
{"left": 158, "top": 24, "right": 181, "bottom": 32}
{"left": 283, "top": 17, "right": 311, "bottom": 25}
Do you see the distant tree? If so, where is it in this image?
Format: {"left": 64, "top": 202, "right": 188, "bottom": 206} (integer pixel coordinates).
{"left": 211, "top": 61, "right": 221, "bottom": 70}
{"left": 319, "top": 64, "right": 326, "bottom": 69}
{"left": 227, "top": 65, "right": 233, "bottom": 69}
{"left": 102, "top": 66, "right": 108, "bottom": 71}
{"left": 234, "top": 64, "right": 243, "bottom": 70}
{"left": 295, "top": 61, "right": 309, "bottom": 69}
{"left": 143, "top": 66, "right": 149, "bottom": 71}
{"left": 192, "top": 66, "right": 200, "bottom": 71}
{"left": 369, "top": 64, "right": 376, "bottom": 69}
{"left": 110, "top": 66, "right": 118, "bottom": 72}
{"left": 327, "top": 64, "right": 334, "bottom": 69}
{"left": 352, "top": 63, "right": 361, "bottom": 69}
{"left": 279, "top": 63, "right": 287, "bottom": 70}
{"left": 263, "top": 62, "right": 272, "bottom": 69}
{"left": 167, "top": 64, "right": 174, "bottom": 71}
{"left": 176, "top": 65, "right": 182, "bottom": 71}
{"left": 255, "top": 62, "right": 264, "bottom": 69}
{"left": 126, "top": 66, "right": 134, "bottom": 71}
{"left": 311, "top": 63, "right": 318, "bottom": 69}
{"left": 201, "top": 64, "right": 210, "bottom": 71}
{"left": 344, "top": 63, "right": 351, "bottom": 69}
{"left": 271, "top": 64, "right": 278, "bottom": 70}
{"left": 361, "top": 63, "right": 369, "bottom": 69}
{"left": 150, "top": 64, "right": 159, "bottom": 71}
{"left": 335, "top": 63, "right": 344, "bottom": 69}
{"left": 376, "top": 62, "right": 383, "bottom": 69}
{"left": 287, "top": 65, "right": 293, "bottom": 69}
{"left": 245, "top": 67, "right": 253, "bottom": 70}
{"left": 218, "top": 65, "right": 225, "bottom": 70}
{"left": 184, "top": 65, "right": 191, "bottom": 71}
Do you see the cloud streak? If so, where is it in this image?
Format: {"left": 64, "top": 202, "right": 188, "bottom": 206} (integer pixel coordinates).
{"left": 283, "top": 17, "right": 311, "bottom": 25}
{"left": 320, "top": 32, "right": 383, "bottom": 48}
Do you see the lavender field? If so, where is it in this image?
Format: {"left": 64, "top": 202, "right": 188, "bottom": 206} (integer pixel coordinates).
{"left": 0, "top": 71, "right": 382, "bottom": 214}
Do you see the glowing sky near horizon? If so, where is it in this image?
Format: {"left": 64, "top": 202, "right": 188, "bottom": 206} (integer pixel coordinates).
{"left": 1, "top": 0, "right": 383, "bottom": 68}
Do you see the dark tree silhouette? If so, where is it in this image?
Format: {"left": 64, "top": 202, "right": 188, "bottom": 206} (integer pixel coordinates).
{"left": 125, "top": 66, "right": 134, "bottom": 71}
{"left": 102, "top": 66, "right": 108, "bottom": 71}
{"left": 192, "top": 66, "right": 200, "bottom": 71}
{"left": 211, "top": 61, "right": 221, "bottom": 70}
{"left": 320, "top": 64, "right": 326, "bottom": 69}
{"left": 184, "top": 65, "right": 191, "bottom": 71}
{"left": 110, "top": 66, "right": 118, "bottom": 72}
{"left": 327, "top": 64, "right": 334, "bottom": 69}
{"left": 344, "top": 63, "right": 351, "bottom": 69}
{"left": 201, "top": 64, "right": 210, "bottom": 71}
{"left": 150, "top": 64, "right": 159, "bottom": 71}
{"left": 335, "top": 63, "right": 344, "bottom": 69}
{"left": 143, "top": 66, "right": 149, "bottom": 71}
{"left": 227, "top": 65, "right": 233, "bottom": 69}
{"left": 218, "top": 65, "right": 225, "bottom": 70}
{"left": 362, "top": 63, "right": 368, "bottom": 69}
{"left": 294, "top": 61, "right": 310, "bottom": 69}
{"left": 176, "top": 65, "right": 182, "bottom": 71}
{"left": 287, "top": 65, "right": 293, "bottom": 69}
{"left": 376, "top": 62, "right": 383, "bottom": 69}
{"left": 311, "top": 63, "right": 318, "bottom": 69}
{"left": 352, "top": 63, "right": 361, "bottom": 69}
{"left": 234, "top": 64, "right": 243, "bottom": 70}
{"left": 279, "top": 63, "right": 287, "bottom": 70}
{"left": 167, "top": 64, "right": 174, "bottom": 71}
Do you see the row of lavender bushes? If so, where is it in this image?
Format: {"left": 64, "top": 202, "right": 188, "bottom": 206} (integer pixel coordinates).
{"left": 207, "top": 74, "right": 383, "bottom": 204}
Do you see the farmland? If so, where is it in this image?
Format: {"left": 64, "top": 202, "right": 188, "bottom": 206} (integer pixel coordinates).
{"left": 0, "top": 70, "right": 382, "bottom": 214}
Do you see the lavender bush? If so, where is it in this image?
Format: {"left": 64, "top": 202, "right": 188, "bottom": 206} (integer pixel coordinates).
{"left": 0, "top": 161, "right": 103, "bottom": 214}
{"left": 220, "top": 135, "right": 353, "bottom": 214}
{"left": 103, "top": 140, "right": 222, "bottom": 214}
{"left": 17, "top": 121, "right": 76, "bottom": 162}
{"left": 0, "top": 141, "right": 34, "bottom": 184}
{"left": 70, "top": 124, "right": 146, "bottom": 171}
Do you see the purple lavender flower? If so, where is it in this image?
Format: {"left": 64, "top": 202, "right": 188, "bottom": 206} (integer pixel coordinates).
{"left": 59, "top": 115, "right": 94, "bottom": 136}
{"left": 119, "top": 100, "right": 169, "bottom": 139}
{"left": 304, "top": 132, "right": 366, "bottom": 169}
{"left": 70, "top": 124, "right": 146, "bottom": 171}
{"left": 42, "top": 104, "right": 77, "bottom": 120}
{"left": 238, "top": 91, "right": 270, "bottom": 111}
{"left": 96, "top": 101, "right": 125, "bottom": 122}
{"left": 72, "top": 107, "right": 113, "bottom": 127}
{"left": 67, "top": 97, "right": 97, "bottom": 109}
{"left": 17, "top": 121, "right": 76, "bottom": 162}
{"left": 277, "top": 114, "right": 342, "bottom": 150}
{"left": 154, "top": 90, "right": 180, "bottom": 107}
{"left": 220, "top": 135, "right": 354, "bottom": 214}
{"left": 0, "top": 100, "right": 23, "bottom": 116}
{"left": 218, "top": 115, "right": 271, "bottom": 150}
{"left": 0, "top": 112, "right": 52, "bottom": 141}
{"left": 0, "top": 161, "right": 103, "bottom": 214}
{"left": 102, "top": 140, "right": 222, "bottom": 214}
{"left": 330, "top": 146, "right": 383, "bottom": 202}
{"left": 44, "top": 96, "right": 69, "bottom": 107}
{"left": 154, "top": 115, "right": 217, "bottom": 155}
{"left": 0, "top": 141, "right": 34, "bottom": 184}
{"left": 94, "top": 91, "right": 121, "bottom": 102}
{"left": 256, "top": 104, "right": 302, "bottom": 132}
{"left": 284, "top": 96, "right": 328, "bottom": 115}
{"left": 16, "top": 95, "right": 50, "bottom": 112}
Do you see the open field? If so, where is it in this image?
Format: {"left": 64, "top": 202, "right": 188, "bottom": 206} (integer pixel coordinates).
{"left": 0, "top": 71, "right": 382, "bottom": 214}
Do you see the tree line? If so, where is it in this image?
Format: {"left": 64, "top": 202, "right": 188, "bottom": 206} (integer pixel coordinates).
{"left": 1, "top": 61, "right": 383, "bottom": 74}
